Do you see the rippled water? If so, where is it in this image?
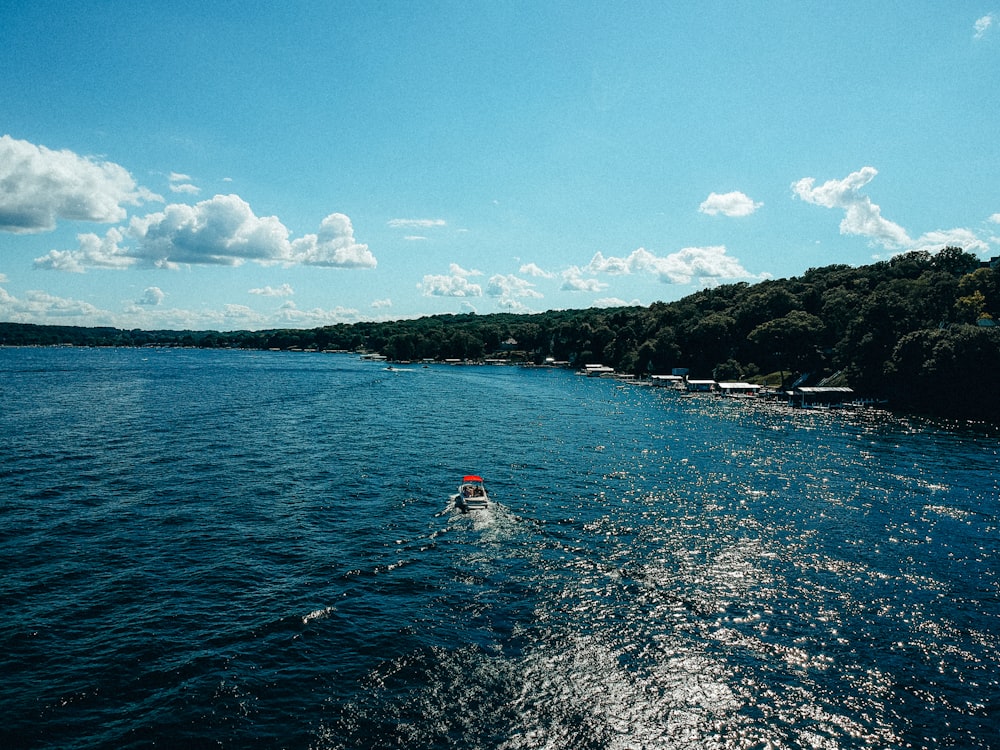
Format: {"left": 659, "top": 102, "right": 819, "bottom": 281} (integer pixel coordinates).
{"left": 1, "top": 347, "right": 998, "bottom": 749}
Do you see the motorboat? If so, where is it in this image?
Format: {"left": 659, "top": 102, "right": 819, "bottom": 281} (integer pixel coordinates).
{"left": 453, "top": 475, "right": 489, "bottom": 511}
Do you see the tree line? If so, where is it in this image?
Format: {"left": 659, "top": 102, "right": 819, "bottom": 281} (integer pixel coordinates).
{"left": 2, "top": 248, "right": 998, "bottom": 422}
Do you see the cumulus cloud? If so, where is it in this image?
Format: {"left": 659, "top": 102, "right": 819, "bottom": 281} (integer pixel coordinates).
{"left": 388, "top": 218, "right": 447, "bottom": 229}
{"left": 36, "top": 195, "right": 375, "bottom": 271}
{"left": 249, "top": 283, "right": 294, "bottom": 297}
{"left": 0, "top": 135, "right": 160, "bottom": 234}
{"left": 586, "top": 251, "right": 632, "bottom": 275}
{"left": 137, "top": 286, "right": 165, "bottom": 306}
{"left": 486, "top": 274, "right": 543, "bottom": 310}
{"left": 126, "top": 194, "right": 292, "bottom": 268}
{"left": 989, "top": 213, "right": 1000, "bottom": 224}
{"left": 419, "top": 263, "right": 483, "bottom": 297}
{"left": 290, "top": 213, "right": 376, "bottom": 268}
{"left": 974, "top": 14, "right": 994, "bottom": 39}
{"left": 273, "top": 301, "right": 361, "bottom": 326}
{"left": 0, "top": 287, "right": 110, "bottom": 324}
{"left": 561, "top": 266, "right": 608, "bottom": 292}
{"left": 487, "top": 273, "right": 543, "bottom": 298}
{"left": 581, "top": 246, "right": 756, "bottom": 285}
{"left": 371, "top": 298, "right": 392, "bottom": 309}
{"left": 699, "top": 191, "right": 763, "bottom": 217}
{"left": 794, "top": 166, "right": 992, "bottom": 255}
{"left": 792, "top": 166, "right": 911, "bottom": 249}
{"left": 520, "top": 262, "right": 555, "bottom": 278}
{"left": 909, "top": 228, "right": 990, "bottom": 255}
{"left": 33, "top": 228, "right": 132, "bottom": 272}
{"left": 592, "top": 297, "right": 639, "bottom": 308}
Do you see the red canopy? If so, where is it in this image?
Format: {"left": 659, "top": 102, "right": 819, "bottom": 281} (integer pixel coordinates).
{"left": 463, "top": 475, "right": 484, "bottom": 483}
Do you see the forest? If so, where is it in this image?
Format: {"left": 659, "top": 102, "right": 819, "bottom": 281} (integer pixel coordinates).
{"left": 3, "top": 248, "right": 999, "bottom": 422}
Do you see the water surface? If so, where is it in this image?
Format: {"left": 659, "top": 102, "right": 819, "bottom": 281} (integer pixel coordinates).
{"left": 1, "top": 348, "right": 997, "bottom": 748}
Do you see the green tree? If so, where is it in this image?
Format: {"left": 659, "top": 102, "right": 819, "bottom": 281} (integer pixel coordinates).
{"left": 886, "top": 326, "right": 1000, "bottom": 420}
{"left": 954, "top": 290, "right": 986, "bottom": 324}
{"left": 747, "top": 311, "right": 825, "bottom": 372}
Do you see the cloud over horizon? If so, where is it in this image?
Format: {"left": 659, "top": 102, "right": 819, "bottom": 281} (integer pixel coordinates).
{"left": 34, "top": 195, "right": 375, "bottom": 272}
{"left": 0, "top": 134, "right": 159, "bottom": 234}
{"left": 137, "top": 287, "right": 166, "bottom": 306}
{"left": 793, "top": 166, "right": 989, "bottom": 255}
{"left": 793, "top": 166, "right": 912, "bottom": 249}
{"left": 249, "top": 283, "right": 295, "bottom": 297}
{"left": 584, "top": 245, "right": 758, "bottom": 285}
{"left": 486, "top": 273, "right": 543, "bottom": 310}
{"left": 419, "top": 263, "right": 483, "bottom": 297}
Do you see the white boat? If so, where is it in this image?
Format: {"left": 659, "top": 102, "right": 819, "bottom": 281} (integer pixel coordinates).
{"left": 453, "top": 475, "right": 489, "bottom": 511}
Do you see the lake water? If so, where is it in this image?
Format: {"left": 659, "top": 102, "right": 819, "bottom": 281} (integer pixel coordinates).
{"left": 1, "top": 347, "right": 998, "bottom": 749}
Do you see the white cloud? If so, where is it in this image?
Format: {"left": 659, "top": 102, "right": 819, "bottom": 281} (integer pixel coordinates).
{"left": 581, "top": 246, "right": 756, "bottom": 285}
{"left": 388, "top": 218, "right": 447, "bottom": 229}
{"left": 591, "top": 297, "right": 639, "bottom": 308}
{"left": 290, "top": 212, "right": 376, "bottom": 268}
{"left": 371, "top": 298, "right": 392, "bottom": 309}
{"left": 249, "top": 283, "right": 294, "bottom": 297}
{"left": 0, "top": 273, "right": 7, "bottom": 282}
{"left": 989, "top": 213, "right": 1000, "bottom": 224}
{"left": 910, "top": 228, "right": 990, "bottom": 255}
{"left": 128, "top": 195, "right": 292, "bottom": 268}
{"left": 561, "top": 266, "right": 608, "bottom": 292}
{"left": 167, "top": 172, "right": 198, "bottom": 194}
{"left": 36, "top": 195, "right": 375, "bottom": 271}
{"left": 0, "top": 135, "right": 160, "bottom": 234}
{"left": 137, "top": 286, "right": 165, "bottom": 306}
{"left": 792, "top": 166, "right": 911, "bottom": 249}
{"left": 698, "top": 191, "right": 763, "bottom": 217}
{"left": 0, "top": 280, "right": 367, "bottom": 330}
{"left": 403, "top": 235, "right": 428, "bottom": 241}
{"left": 586, "top": 251, "right": 632, "bottom": 275}
{"left": 486, "top": 274, "right": 543, "bottom": 309}
{"left": 794, "top": 166, "right": 992, "bottom": 256}
{"left": 34, "top": 227, "right": 132, "bottom": 272}
{"left": 520, "top": 262, "right": 555, "bottom": 278}
{"left": 273, "top": 301, "right": 361, "bottom": 326}
{"left": 974, "top": 14, "right": 994, "bottom": 39}
{"left": 0, "top": 287, "right": 111, "bottom": 324}
{"left": 419, "top": 263, "right": 483, "bottom": 297}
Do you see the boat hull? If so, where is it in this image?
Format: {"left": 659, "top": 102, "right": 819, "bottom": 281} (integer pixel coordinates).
{"left": 454, "top": 476, "right": 490, "bottom": 511}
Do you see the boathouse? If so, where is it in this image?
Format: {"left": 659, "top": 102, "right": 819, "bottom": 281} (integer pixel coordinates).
{"left": 789, "top": 386, "right": 855, "bottom": 408}
{"left": 717, "top": 382, "right": 762, "bottom": 397}
{"left": 685, "top": 379, "right": 717, "bottom": 392}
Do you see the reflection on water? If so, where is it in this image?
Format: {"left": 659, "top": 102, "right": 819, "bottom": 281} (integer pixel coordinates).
{"left": 1, "top": 349, "right": 997, "bottom": 749}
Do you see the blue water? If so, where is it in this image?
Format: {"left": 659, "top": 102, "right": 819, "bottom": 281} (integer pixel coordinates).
{"left": 1, "top": 347, "right": 998, "bottom": 749}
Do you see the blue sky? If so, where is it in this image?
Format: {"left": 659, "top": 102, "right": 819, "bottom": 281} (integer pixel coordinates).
{"left": 2, "top": 1, "right": 998, "bottom": 330}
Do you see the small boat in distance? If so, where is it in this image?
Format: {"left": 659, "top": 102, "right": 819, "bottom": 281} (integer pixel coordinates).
{"left": 453, "top": 475, "right": 489, "bottom": 511}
